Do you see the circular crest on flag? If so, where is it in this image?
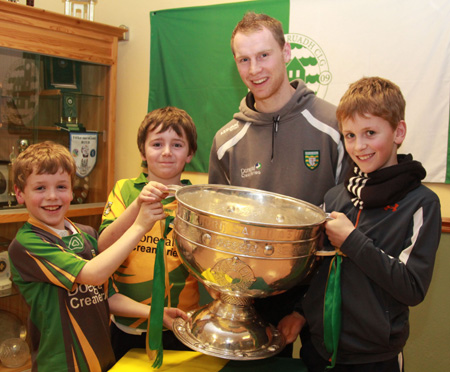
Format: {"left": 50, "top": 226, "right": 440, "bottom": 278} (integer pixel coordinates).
{"left": 285, "top": 34, "right": 332, "bottom": 99}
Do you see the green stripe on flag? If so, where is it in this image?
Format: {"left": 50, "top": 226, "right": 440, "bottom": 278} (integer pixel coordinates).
{"left": 149, "top": 0, "right": 289, "bottom": 173}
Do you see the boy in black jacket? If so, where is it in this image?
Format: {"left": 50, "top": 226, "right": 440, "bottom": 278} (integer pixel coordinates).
{"left": 279, "top": 77, "right": 441, "bottom": 371}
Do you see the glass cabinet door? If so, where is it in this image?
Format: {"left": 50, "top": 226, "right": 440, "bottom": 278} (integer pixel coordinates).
{"left": 0, "top": 47, "right": 109, "bottom": 208}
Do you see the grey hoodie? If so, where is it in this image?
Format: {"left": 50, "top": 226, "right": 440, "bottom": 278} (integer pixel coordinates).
{"left": 209, "top": 79, "right": 349, "bottom": 206}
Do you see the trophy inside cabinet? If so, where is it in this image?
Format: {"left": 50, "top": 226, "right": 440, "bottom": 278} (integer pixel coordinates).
{"left": 0, "top": 48, "right": 110, "bottom": 211}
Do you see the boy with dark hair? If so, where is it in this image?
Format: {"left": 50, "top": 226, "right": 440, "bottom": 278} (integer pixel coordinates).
{"left": 8, "top": 141, "right": 185, "bottom": 371}
{"left": 280, "top": 77, "right": 441, "bottom": 371}
{"left": 98, "top": 106, "right": 200, "bottom": 360}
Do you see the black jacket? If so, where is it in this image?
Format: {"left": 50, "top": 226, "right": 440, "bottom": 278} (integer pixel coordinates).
{"left": 300, "top": 179, "right": 441, "bottom": 364}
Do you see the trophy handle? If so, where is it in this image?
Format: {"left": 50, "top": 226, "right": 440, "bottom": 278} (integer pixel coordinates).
{"left": 167, "top": 184, "right": 183, "bottom": 195}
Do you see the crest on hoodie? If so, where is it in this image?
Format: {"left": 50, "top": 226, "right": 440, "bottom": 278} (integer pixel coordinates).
{"left": 304, "top": 150, "right": 320, "bottom": 170}
{"left": 285, "top": 34, "right": 331, "bottom": 99}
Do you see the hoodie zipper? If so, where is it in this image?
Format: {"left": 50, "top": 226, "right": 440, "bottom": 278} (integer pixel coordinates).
{"left": 271, "top": 115, "right": 280, "bottom": 161}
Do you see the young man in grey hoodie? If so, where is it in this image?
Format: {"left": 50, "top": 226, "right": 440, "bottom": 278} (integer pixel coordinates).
{"left": 208, "top": 11, "right": 349, "bottom": 357}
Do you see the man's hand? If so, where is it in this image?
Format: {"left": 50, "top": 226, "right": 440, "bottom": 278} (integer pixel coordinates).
{"left": 163, "top": 307, "right": 188, "bottom": 330}
{"left": 277, "top": 311, "right": 306, "bottom": 344}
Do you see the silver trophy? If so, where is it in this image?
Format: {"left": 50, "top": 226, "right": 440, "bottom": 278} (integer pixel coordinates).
{"left": 169, "top": 185, "right": 328, "bottom": 360}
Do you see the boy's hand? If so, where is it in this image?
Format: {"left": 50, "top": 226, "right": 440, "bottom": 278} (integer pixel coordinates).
{"left": 135, "top": 201, "right": 167, "bottom": 231}
{"left": 138, "top": 181, "right": 169, "bottom": 205}
{"left": 325, "top": 211, "right": 355, "bottom": 248}
{"left": 163, "top": 307, "right": 188, "bottom": 330}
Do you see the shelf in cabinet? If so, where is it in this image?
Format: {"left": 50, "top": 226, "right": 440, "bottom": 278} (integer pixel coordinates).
{"left": 0, "top": 202, "right": 105, "bottom": 224}
{"left": 0, "top": 357, "right": 31, "bottom": 372}
{"left": 30, "top": 126, "right": 105, "bottom": 134}
{"left": 40, "top": 90, "right": 105, "bottom": 100}
{"left": 0, "top": 284, "right": 17, "bottom": 299}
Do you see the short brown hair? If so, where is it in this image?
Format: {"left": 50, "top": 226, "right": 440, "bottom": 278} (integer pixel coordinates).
{"left": 336, "top": 76, "right": 406, "bottom": 131}
{"left": 13, "top": 141, "right": 76, "bottom": 192}
{"left": 137, "top": 106, "right": 197, "bottom": 157}
{"left": 231, "top": 12, "right": 286, "bottom": 54}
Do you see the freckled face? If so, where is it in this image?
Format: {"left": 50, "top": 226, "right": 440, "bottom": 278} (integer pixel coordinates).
{"left": 15, "top": 169, "right": 73, "bottom": 230}
{"left": 141, "top": 125, "right": 193, "bottom": 185}
{"left": 233, "top": 27, "right": 291, "bottom": 109}
{"left": 342, "top": 114, "right": 406, "bottom": 173}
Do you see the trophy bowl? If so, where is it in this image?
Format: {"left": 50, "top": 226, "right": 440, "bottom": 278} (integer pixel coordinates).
{"left": 170, "top": 185, "right": 327, "bottom": 360}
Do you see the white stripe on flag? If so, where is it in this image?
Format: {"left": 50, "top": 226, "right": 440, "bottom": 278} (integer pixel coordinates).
{"left": 288, "top": 0, "right": 450, "bottom": 182}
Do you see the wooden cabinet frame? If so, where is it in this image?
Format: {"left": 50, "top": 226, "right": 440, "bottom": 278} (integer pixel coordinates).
{"left": 0, "top": 1, "right": 124, "bottom": 223}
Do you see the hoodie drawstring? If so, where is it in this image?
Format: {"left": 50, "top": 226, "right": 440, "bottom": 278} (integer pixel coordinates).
{"left": 271, "top": 115, "right": 280, "bottom": 162}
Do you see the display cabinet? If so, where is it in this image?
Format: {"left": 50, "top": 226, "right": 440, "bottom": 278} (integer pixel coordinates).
{"left": 0, "top": 3, "right": 124, "bottom": 370}
{"left": 0, "top": 1, "right": 124, "bottom": 232}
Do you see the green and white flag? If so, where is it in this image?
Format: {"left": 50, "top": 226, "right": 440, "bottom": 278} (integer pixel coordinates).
{"left": 149, "top": 0, "right": 450, "bottom": 183}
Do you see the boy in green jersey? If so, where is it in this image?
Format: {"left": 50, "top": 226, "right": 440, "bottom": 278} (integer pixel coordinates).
{"left": 8, "top": 141, "right": 186, "bottom": 371}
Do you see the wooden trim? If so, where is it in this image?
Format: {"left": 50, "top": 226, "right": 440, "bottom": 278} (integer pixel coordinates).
{"left": 106, "top": 38, "right": 118, "bottom": 193}
{"left": 0, "top": 1, "right": 124, "bottom": 65}
{"left": 0, "top": 203, "right": 105, "bottom": 224}
{"left": 442, "top": 217, "right": 450, "bottom": 233}
{"left": 3, "top": 206, "right": 448, "bottom": 232}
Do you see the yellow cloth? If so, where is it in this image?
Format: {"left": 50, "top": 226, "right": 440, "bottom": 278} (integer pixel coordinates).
{"left": 109, "top": 349, "right": 228, "bottom": 372}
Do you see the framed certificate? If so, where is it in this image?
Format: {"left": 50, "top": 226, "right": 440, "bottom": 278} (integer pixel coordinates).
{"left": 45, "top": 57, "right": 81, "bottom": 91}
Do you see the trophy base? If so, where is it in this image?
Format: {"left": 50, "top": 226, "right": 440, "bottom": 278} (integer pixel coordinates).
{"left": 173, "top": 293, "right": 286, "bottom": 360}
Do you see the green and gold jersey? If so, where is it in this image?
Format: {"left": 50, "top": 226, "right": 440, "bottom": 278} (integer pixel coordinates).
{"left": 9, "top": 217, "right": 116, "bottom": 372}
{"left": 99, "top": 174, "right": 199, "bottom": 331}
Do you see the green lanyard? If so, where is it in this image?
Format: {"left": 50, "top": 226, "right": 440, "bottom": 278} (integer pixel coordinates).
{"left": 146, "top": 216, "right": 174, "bottom": 368}
{"left": 323, "top": 209, "right": 361, "bottom": 369}
{"left": 323, "top": 252, "right": 342, "bottom": 369}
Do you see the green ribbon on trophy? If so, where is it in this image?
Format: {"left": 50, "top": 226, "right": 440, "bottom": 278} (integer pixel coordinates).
{"left": 323, "top": 252, "right": 342, "bottom": 369}
{"left": 147, "top": 215, "right": 174, "bottom": 368}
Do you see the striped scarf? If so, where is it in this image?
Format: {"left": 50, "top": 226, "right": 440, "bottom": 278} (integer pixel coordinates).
{"left": 345, "top": 154, "right": 426, "bottom": 209}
